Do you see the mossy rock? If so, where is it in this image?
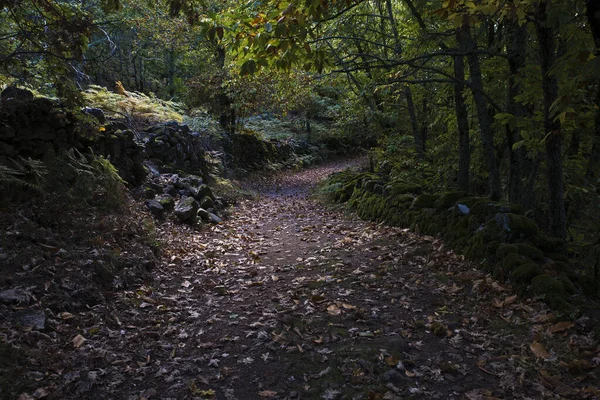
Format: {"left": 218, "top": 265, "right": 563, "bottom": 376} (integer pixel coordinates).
{"left": 493, "top": 265, "right": 505, "bottom": 281}
{"left": 516, "top": 243, "right": 544, "bottom": 261}
{"left": 531, "top": 275, "right": 565, "bottom": 297}
{"left": 200, "top": 196, "right": 215, "bottom": 210}
{"left": 502, "top": 253, "right": 529, "bottom": 273}
{"left": 472, "top": 201, "right": 519, "bottom": 218}
{"left": 548, "top": 253, "right": 569, "bottom": 263}
{"left": 531, "top": 233, "right": 565, "bottom": 253}
{"left": 552, "top": 261, "right": 570, "bottom": 272}
{"left": 511, "top": 263, "right": 543, "bottom": 284}
{"left": 411, "top": 194, "right": 439, "bottom": 210}
{"left": 435, "top": 191, "right": 470, "bottom": 210}
{"left": 558, "top": 276, "right": 576, "bottom": 295}
{"left": 455, "top": 196, "right": 488, "bottom": 209}
{"left": 496, "top": 244, "right": 518, "bottom": 261}
{"left": 156, "top": 194, "right": 174, "bottom": 211}
{"left": 385, "top": 181, "right": 423, "bottom": 196}
{"left": 494, "top": 213, "right": 539, "bottom": 239}
{"left": 389, "top": 194, "right": 415, "bottom": 208}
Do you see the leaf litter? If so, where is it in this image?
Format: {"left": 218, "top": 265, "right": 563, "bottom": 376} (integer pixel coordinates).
{"left": 1, "top": 158, "right": 598, "bottom": 399}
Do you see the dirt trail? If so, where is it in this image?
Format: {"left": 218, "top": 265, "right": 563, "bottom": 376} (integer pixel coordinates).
{"left": 11, "top": 160, "right": 597, "bottom": 400}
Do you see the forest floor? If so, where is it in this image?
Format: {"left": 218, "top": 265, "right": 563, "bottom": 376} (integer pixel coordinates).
{"left": 2, "top": 159, "right": 599, "bottom": 400}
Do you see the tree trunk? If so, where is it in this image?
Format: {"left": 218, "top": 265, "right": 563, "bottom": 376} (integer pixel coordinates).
{"left": 421, "top": 98, "right": 428, "bottom": 152}
{"left": 454, "top": 29, "right": 470, "bottom": 192}
{"left": 536, "top": 1, "right": 567, "bottom": 243}
{"left": 461, "top": 25, "right": 502, "bottom": 200}
{"left": 586, "top": 0, "right": 600, "bottom": 182}
{"left": 405, "top": 85, "right": 423, "bottom": 158}
{"left": 505, "top": 19, "right": 528, "bottom": 204}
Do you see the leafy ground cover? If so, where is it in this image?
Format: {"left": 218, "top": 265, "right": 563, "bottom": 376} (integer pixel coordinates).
{"left": 1, "top": 159, "right": 598, "bottom": 399}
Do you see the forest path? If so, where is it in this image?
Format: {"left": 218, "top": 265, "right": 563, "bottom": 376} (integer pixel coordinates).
{"left": 82, "top": 160, "right": 588, "bottom": 400}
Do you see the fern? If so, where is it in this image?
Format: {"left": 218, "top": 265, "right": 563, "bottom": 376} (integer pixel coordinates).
{"left": 0, "top": 157, "right": 48, "bottom": 192}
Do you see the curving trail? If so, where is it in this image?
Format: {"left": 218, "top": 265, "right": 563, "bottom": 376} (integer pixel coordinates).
{"left": 46, "top": 159, "right": 596, "bottom": 399}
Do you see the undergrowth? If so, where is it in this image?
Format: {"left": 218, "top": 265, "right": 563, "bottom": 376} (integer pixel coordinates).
{"left": 82, "top": 85, "right": 184, "bottom": 125}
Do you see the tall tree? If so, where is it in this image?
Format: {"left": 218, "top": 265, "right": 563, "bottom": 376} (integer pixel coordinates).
{"left": 535, "top": 0, "right": 567, "bottom": 242}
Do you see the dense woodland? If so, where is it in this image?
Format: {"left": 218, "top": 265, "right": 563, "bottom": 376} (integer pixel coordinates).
{"left": 3, "top": 0, "right": 600, "bottom": 244}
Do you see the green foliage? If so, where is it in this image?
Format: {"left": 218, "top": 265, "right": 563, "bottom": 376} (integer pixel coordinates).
{"left": 82, "top": 85, "right": 184, "bottom": 125}
{"left": 0, "top": 157, "right": 49, "bottom": 193}
{"left": 56, "top": 149, "right": 128, "bottom": 209}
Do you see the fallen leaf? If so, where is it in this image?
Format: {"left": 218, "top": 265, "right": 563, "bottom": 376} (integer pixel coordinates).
{"left": 530, "top": 341, "right": 551, "bottom": 359}
{"left": 491, "top": 298, "right": 503, "bottom": 308}
{"left": 327, "top": 304, "right": 341, "bottom": 315}
{"left": 60, "top": 312, "right": 74, "bottom": 320}
{"left": 258, "top": 390, "right": 277, "bottom": 398}
{"left": 503, "top": 294, "right": 517, "bottom": 305}
{"left": 549, "top": 321, "right": 574, "bottom": 334}
{"left": 72, "top": 334, "right": 86, "bottom": 348}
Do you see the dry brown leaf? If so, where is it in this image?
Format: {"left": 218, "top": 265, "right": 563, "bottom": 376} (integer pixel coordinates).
{"left": 341, "top": 303, "right": 356, "bottom": 310}
{"left": 530, "top": 341, "right": 551, "bottom": 359}
{"left": 503, "top": 294, "right": 517, "bottom": 305}
{"left": 492, "top": 298, "right": 503, "bottom": 308}
{"left": 258, "top": 390, "right": 277, "bottom": 398}
{"left": 327, "top": 304, "right": 341, "bottom": 315}
{"left": 72, "top": 334, "right": 86, "bottom": 348}
{"left": 549, "top": 321, "right": 574, "bottom": 333}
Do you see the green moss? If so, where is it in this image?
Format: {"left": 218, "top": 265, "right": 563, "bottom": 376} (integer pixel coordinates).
{"left": 430, "top": 322, "right": 447, "bottom": 337}
{"left": 496, "top": 244, "right": 518, "bottom": 261}
{"left": 531, "top": 233, "right": 565, "bottom": 253}
{"left": 455, "top": 196, "right": 488, "bottom": 209}
{"left": 531, "top": 275, "right": 565, "bottom": 297}
{"left": 435, "top": 191, "right": 470, "bottom": 210}
{"left": 548, "top": 253, "right": 569, "bottom": 263}
{"left": 503, "top": 253, "right": 529, "bottom": 273}
{"left": 411, "top": 194, "right": 439, "bottom": 210}
{"left": 511, "top": 263, "right": 543, "bottom": 284}
{"left": 516, "top": 243, "right": 544, "bottom": 261}
{"left": 385, "top": 181, "right": 423, "bottom": 196}
{"left": 558, "top": 276, "right": 576, "bottom": 295}
{"left": 493, "top": 265, "right": 506, "bottom": 281}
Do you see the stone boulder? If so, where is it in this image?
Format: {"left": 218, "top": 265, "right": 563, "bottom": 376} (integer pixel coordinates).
{"left": 174, "top": 196, "right": 199, "bottom": 224}
{"left": 145, "top": 199, "right": 165, "bottom": 218}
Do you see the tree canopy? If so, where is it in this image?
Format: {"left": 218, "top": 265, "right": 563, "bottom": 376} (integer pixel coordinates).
{"left": 2, "top": 0, "right": 600, "bottom": 247}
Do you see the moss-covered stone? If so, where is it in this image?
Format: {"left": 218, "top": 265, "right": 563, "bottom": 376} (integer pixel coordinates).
{"left": 531, "top": 275, "right": 565, "bottom": 297}
{"left": 472, "top": 201, "right": 521, "bottom": 218}
{"left": 552, "top": 261, "right": 570, "bottom": 272}
{"left": 493, "top": 265, "right": 505, "bottom": 281}
{"left": 385, "top": 181, "right": 423, "bottom": 196}
{"left": 435, "top": 191, "right": 470, "bottom": 210}
{"left": 548, "top": 253, "right": 569, "bottom": 263}
{"left": 156, "top": 194, "right": 174, "bottom": 211}
{"left": 494, "top": 213, "right": 539, "bottom": 239}
{"left": 455, "top": 196, "right": 488, "bottom": 209}
{"left": 531, "top": 233, "right": 565, "bottom": 253}
{"left": 411, "top": 194, "right": 439, "bottom": 210}
{"left": 389, "top": 194, "right": 415, "bottom": 208}
{"left": 558, "top": 276, "right": 576, "bottom": 295}
{"left": 503, "top": 253, "right": 529, "bottom": 273}
{"left": 516, "top": 243, "right": 544, "bottom": 261}
{"left": 496, "top": 244, "right": 518, "bottom": 261}
{"left": 511, "top": 263, "right": 543, "bottom": 284}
